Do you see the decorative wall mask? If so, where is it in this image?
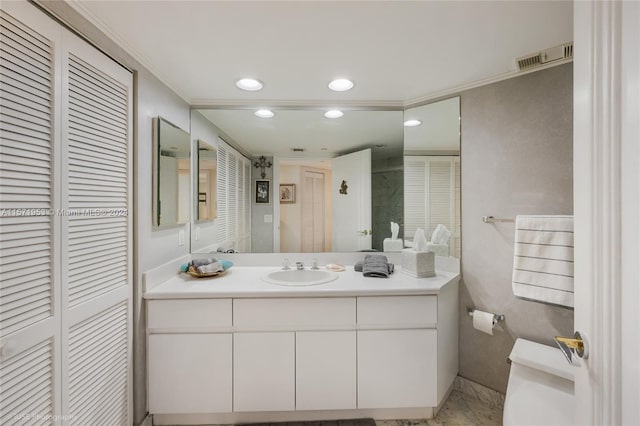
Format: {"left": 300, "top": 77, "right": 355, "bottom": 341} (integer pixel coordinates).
{"left": 339, "top": 180, "right": 348, "bottom": 195}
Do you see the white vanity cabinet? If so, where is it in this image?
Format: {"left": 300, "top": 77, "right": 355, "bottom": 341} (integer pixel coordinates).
{"left": 147, "top": 299, "right": 233, "bottom": 414}
{"left": 233, "top": 332, "right": 295, "bottom": 412}
{"left": 145, "top": 271, "right": 459, "bottom": 423}
{"left": 356, "top": 296, "right": 439, "bottom": 408}
{"left": 232, "top": 298, "right": 357, "bottom": 412}
{"left": 148, "top": 333, "right": 232, "bottom": 413}
{"left": 296, "top": 330, "right": 357, "bottom": 410}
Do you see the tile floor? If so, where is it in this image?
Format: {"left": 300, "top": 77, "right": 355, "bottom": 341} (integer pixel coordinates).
{"left": 376, "top": 389, "right": 503, "bottom": 426}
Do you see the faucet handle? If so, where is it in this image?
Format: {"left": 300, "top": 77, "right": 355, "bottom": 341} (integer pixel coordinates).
{"left": 282, "top": 258, "right": 291, "bottom": 270}
{"left": 295, "top": 261, "right": 304, "bottom": 270}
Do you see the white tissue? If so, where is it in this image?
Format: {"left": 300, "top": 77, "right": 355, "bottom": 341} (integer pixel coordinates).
{"left": 413, "top": 228, "right": 429, "bottom": 251}
{"left": 390, "top": 222, "right": 399, "bottom": 240}
{"left": 472, "top": 310, "right": 495, "bottom": 335}
{"left": 430, "top": 224, "right": 451, "bottom": 245}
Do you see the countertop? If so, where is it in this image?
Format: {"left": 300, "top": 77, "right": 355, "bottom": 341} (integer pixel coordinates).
{"left": 143, "top": 266, "right": 460, "bottom": 299}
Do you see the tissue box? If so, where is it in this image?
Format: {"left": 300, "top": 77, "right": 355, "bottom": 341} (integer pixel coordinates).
{"left": 383, "top": 238, "right": 404, "bottom": 252}
{"left": 401, "top": 249, "right": 436, "bottom": 278}
{"left": 426, "top": 242, "right": 449, "bottom": 257}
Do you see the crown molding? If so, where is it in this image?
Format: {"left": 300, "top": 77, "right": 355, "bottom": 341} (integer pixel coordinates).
{"left": 404, "top": 58, "right": 573, "bottom": 108}
{"left": 57, "top": 2, "right": 573, "bottom": 111}
{"left": 64, "top": 0, "right": 192, "bottom": 104}
{"left": 190, "top": 99, "right": 405, "bottom": 110}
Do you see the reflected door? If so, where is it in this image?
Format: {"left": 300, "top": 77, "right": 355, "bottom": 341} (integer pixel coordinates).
{"left": 331, "top": 149, "right": 372, "bottom": 251}
{"left": 302, "top": 170, "right": 326, "bottom": 252}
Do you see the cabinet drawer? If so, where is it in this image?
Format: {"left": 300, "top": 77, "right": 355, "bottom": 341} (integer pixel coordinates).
{"left": 147, "top": 299, "right": 232, "bottom": 329}
{"left": 357, "top": 296, "right": 437, "bottom": 327}
{"left": 234, "top": 298, "right": 355, "bottom": 329}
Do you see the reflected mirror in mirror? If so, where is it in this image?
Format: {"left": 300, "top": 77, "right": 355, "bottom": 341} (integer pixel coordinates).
{"left": 152, "top": 117, "right": 191, "bottom": 227}
{"left": 403, "top": 96, "right": 461, "bottom": 257}
{"left": 196, "top": 139, "right": 217, "bottom": 222}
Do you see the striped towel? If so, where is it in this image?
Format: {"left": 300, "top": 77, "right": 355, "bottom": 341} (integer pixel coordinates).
{"left": 512, "top": 215, "right": 574, "bottom": 308}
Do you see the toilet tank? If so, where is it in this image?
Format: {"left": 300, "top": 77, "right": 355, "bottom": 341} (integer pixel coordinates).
{"left": 503, "top": 338, "right": 575, "bottom": 426}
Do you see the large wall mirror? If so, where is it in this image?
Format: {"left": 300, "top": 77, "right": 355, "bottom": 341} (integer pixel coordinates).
{"left": 152, "top": 117, "right": 191, "bottom": 228}
{"left": 189, "top": 99, "right": 460, "bottom": 257}
{"left": 191, "top": 109, "right": 404, "bottom": 253}
{"left": 403, "top": 96, "right": 461, "bottom": 257}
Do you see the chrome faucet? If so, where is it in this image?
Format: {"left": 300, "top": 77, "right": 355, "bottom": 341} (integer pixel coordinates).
{"left": 311, "top": 258, "right": 319, "bottom": 270}
{"left": 295, "top": 261, "right": 305, "bottom": 270}
{"left": 282, "top": 258, "right": 291, "bottom": 270}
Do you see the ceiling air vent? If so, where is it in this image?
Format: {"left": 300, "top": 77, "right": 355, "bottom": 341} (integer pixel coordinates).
{"left": 517, "top": 42, "right": 573, "bottom": 71}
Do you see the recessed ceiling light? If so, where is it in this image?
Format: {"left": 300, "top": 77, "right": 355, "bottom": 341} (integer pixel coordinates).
{"left": 328, "top": 79, "right": 354, "bottom": 92}
{"left": 324, "top": 110, "right": 344, "bottom": 118}
{"left": 255, "top": 109, "right": 274, "bottom": 118}
{"left": 236, "top": 78, "right": 263, "bottom": 91}
{"left": 403, "top": 119, "right": 422, "bottom": 127}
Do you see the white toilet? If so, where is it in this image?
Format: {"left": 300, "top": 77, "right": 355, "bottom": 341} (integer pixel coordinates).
{"left": 503, "top": 338, "right": 575, "bottom": 426}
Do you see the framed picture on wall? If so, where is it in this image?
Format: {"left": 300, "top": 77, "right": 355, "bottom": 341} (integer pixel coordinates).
{"left": 255, "top": 179, "right": 270, "bottom": 204}
{"left": 279, "top": 184, "right": 295, "bottom": 203}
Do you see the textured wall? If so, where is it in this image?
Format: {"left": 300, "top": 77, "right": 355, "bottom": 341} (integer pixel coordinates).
{"left": 251, "top": 156, "right": 275, "bottom": 252}
{"left": 459, "top": 63, "right": 574, "bottom": 393}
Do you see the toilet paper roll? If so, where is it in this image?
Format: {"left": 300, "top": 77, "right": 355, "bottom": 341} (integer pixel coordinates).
{"left": 472, "top": 310, "right": 495, "bottom": 335}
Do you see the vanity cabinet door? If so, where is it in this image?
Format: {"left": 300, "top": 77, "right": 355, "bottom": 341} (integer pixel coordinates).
{"left": 357, "top": 329, "right": 437, "bottom": 408}
{"left": 233, "top": 332, "right": 295, "bottom": 412}
{"left": 296, "top": 331, "right": 356, "bottom": 410}
{"left": 148, "top": 333, "right": 232, "bottom": 414}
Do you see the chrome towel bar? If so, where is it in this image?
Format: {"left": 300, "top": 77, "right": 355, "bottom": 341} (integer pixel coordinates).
{"left": 482, "top": 215, "right": 515, "bottom": 223}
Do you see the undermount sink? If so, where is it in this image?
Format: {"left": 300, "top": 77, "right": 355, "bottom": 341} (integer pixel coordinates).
{"left": 261, "top": 269, "right": 339, "bottom": 286}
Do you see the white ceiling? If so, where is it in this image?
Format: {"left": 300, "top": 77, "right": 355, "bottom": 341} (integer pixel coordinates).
{"left": 70, "top": 1, "right": 573, "bottom": 105}
{"left": 196, "top": 109, "right": 404, "bottom": 158}
{"left": 69, "top": 1, "right": 571, "bottom": 158}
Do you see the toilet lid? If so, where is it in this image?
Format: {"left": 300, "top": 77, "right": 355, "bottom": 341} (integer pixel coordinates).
{"left": 503, "top": 383, "right": 574, "bottom": 426}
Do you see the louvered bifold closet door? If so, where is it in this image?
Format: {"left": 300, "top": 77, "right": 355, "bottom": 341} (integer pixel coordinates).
{"left": 216, "top": 141, "right": 228, "bottom": 243}
{"left": 243, "top": 160, "right": 251, "bottom": 251}
{"left": 453, "top": 158, "right": 461, "bottom": 258}
{"left": 0, "top": 3, "right": 61, "bottom": 424}
{"left": 426, "top": 158, "right": 453, "bottom": 239}
{"left": 403, "top": 157, "right": 427, "bottom": 239}
{"left": 237, "top": 155, "right": 245, "bottom": 237}
{"left": 59, "top": 31, "right": 132, "bottom": 425}
{"left": 227, "top": 151, "right": 238, "bottom": 243}
{"left": 404, "top": 156, "right": 458, "bottom": 256}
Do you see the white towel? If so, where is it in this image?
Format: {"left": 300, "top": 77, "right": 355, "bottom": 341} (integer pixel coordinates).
{"left": 430, "top": 224, "right": 451, "bottom": 245}
{"left": 512, "top": 215, "right": 574, "bottom": 308}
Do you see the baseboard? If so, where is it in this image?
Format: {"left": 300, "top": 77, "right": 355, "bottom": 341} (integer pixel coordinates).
{"left": 454, "top": 376, "right": 505, "bottom": 409}
{"left": 136, "top": 413, "right": 152, "bottom": 426}
{"left": 152, "top": 407, "right": 434, "bottom": 425}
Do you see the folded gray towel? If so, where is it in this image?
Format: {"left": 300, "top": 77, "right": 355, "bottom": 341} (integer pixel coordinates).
{"left": 362, "top": 254, "right": 394, "bottom": 278}
{"left": 355, "top": 260, "right": 394, "bottom": 274}
{"left": 189, "top": 258, "right": 225, "bottom": 275}
{"left": 191, "top": 258, "right": 218, "bottom": 267}
{"left": 196, "top": 261, "right": 224, "bottom": 275}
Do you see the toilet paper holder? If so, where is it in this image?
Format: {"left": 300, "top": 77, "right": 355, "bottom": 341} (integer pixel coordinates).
{"left": 467, "top": 308, "right": 505, "bottom": 325}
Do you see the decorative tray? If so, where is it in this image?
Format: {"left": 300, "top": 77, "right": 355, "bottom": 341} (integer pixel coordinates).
{"left": 185, "top": 267, "right": 228, "bottom": 278}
